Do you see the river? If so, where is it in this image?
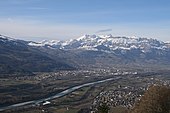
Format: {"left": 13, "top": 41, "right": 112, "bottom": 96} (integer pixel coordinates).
{"left": 0, "top": 77, "right": 121, "bottom": 111}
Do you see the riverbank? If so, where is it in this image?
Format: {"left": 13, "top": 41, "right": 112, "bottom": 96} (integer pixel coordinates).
{"left": 0, "top": 77, "right": 121, "bottom": 112}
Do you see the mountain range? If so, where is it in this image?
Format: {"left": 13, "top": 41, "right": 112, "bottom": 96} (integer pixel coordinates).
{"left": 0, "top": 34, "right": 170, "bottom": 75}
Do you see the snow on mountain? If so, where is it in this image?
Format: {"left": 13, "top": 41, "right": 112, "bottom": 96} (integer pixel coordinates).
{"left": 28, "top": 40, "right": 62, "bottom": 47}
{"left": 28, "top": 34, "right": 168, "bottom": 53}
{"left": 0, "top": 34, "right": 27, "bottom": 47}
{"left": 0, "top": 34, "right": 15, "bottom": 42}
{"left": 28, "top": 42, "right": 44, "bottom": 46}
{"left": 1, "top": 34, "right": 170, "bottom": 71}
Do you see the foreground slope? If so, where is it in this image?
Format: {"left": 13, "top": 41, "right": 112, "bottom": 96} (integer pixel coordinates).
{"left": 130, "top": 85, "right": 170, "bottom": 113}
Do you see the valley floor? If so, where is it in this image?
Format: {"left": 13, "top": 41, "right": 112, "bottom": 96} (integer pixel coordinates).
{"left": 0, "top": 68, "right": 170, "bottom": 113}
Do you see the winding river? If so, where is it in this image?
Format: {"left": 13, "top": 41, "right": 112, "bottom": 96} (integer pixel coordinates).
{"left": 0, "top": 77, "right": 121, "bottom": 111}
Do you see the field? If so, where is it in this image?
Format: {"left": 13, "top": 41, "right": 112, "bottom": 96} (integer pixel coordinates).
{"left": 0, "top": 68, "right": 170, "bottom": 113}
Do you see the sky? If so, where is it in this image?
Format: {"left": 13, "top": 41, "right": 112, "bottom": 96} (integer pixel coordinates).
{"left": 0, "top": 0, "right": 170, "bottom": 41}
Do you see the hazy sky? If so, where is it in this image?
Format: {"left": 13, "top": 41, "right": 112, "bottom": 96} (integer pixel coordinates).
{"left": 0, "top": 0, "right": 170, "bottom": 41}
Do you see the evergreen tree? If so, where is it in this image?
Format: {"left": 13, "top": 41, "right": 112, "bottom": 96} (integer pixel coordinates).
{"left": 97, "top": 103, "right": 110, "bottom": 113}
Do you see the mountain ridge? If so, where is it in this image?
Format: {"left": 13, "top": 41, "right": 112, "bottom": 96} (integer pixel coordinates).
{"left": 0, "top": 34, "right": 75, "bottom": 75}
{"left": 1, "top": 34, "right": 170, "bottom": 75}
{"left": 28, "top": 34, "right": 169, "bottom": 52}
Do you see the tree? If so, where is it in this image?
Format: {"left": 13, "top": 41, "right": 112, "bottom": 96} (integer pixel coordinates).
{"left": 131, "top": 85, "right": 170, "bottom": 113}
{"left": 97, "top": 103, "right": 110, "bottom": 113}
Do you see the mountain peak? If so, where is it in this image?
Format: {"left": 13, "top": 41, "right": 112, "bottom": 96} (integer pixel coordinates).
{"left": 129, "top": 36, "right": 140, "bottom": 39}
{"left": 77, "top": 34, "right": 98, "bottom": 41}
{"left": 99, "top": 34, "right": 113, "bottom": 38}
{"left": 26, "top": 34, "right": 169, "bottom": 52}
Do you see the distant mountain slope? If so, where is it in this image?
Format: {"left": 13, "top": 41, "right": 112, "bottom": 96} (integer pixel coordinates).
{"left": 29, "top": 34, "right": 170, "bottom": 67}
{"left": 28, "top": 34, "right": 168, "bottom": 52}
{"left": 1, "top": 34, "right": 170, "bottom": 75}
{"left": 0, "top": 35, "right": 74, "bottom": 75}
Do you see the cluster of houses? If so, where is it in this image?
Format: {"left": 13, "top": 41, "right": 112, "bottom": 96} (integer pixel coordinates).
{"left": 91, "top": 85, "right": 144, "bottom": 111}
{"left": 91, "top": 75, "right": 170, "bottom": 112}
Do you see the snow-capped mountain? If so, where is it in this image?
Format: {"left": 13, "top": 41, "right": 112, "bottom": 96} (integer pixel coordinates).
{"left": 0, "top": 34, "right": 74, "bottom": 75}
{"left": 28, "top": 34, "right": 169, "bottom": 53}
{"left": 0, "top": 34, "right": 29, "bottom": 47}
{"left": 28, "top": 40, "right": 62, "bottom": 47}
{"left": 0, "top": 34, "right": 15, "bottom": 42}
{"left": 1, "top": 34, "right": 170, "bottom": 75}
